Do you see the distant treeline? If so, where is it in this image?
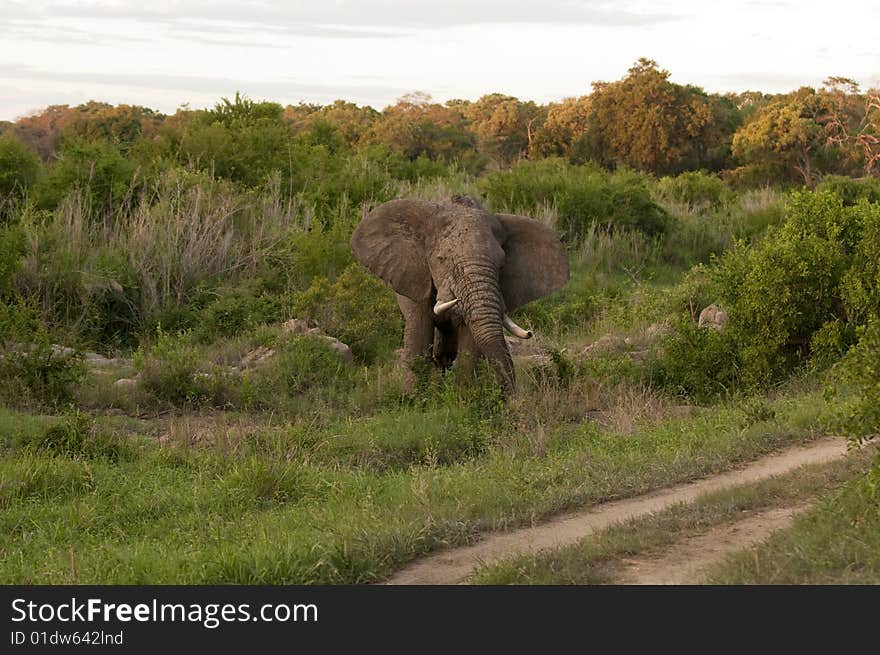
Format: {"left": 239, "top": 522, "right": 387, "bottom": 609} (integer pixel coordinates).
{"left": 1, "top": 58, "right": 878, "bottom": 210}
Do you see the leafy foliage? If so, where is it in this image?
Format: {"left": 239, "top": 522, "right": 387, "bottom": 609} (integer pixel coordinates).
{"left": 0, "top": 301, "right": 87, "bottom": 409}
{"left": 291, "top": 263, "right": 402, "bottom": 363}
{"left": 829, "top": 316, "right": 880, "bottom": 444}
{"left": 0, "top": 134, "right": 40, "bottom": 207}
{"left": 658, "top": 190, "right": 880, "bottom": 397}
{"left": 581, "top": 59, "right": 736, "bottom": 175}
{"left": 480, "top": 158, "right": 668, "bottom": 239}
{"left": 656, "top": 171, "right": 731, "bottom": 210}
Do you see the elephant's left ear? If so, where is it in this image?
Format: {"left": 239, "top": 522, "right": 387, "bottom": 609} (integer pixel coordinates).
{"left": 497, "top": 213, "right": 569, "bottom": 312}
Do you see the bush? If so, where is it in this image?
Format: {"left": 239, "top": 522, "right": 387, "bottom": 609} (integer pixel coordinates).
{"left": 0, "top": 298, "right": 87, "bottom": 408}
{"left": 656, "top": 171, "right": 730, "bottom": 210}
{"left": 270, "top": 219, "right": 355, "bottom": 292}
{"left": 0, "top": 224, "right": 26, "bottom": 295}
{"left": 245, "top": 335, "right": 355, "bottom": 401}
{"left": 828, "top": 316, "right": 880, "bottom": 445}
{"left": 135, "top": 328, "right": 235, "bottom": 406}
{"left": 0, "top": 338, "right": 87, "bottom": 409}
{"left": 192, "top": 284, "right": 282, "bottom": 343}
{"left": 513, "top": 272, "right": 602, "bottom": 334}
{"left": 23, "top": 409, "right": 134, "bottom": 461}
{"left": 34, "top": 138, "right": 138, "bottom": 213}
{"left": 291, "top": 263, "right": 402, "bottom": 362}
{"left": 815, "top": 175, "right": 880, "bottom": 206}
{"left": 0, "top": 134, "right": 40, "bottom": 207}
{"left": 658, "top": 190, "right": 880, "bottom": 397}
{"left": 478, "top": 158, "right": 668, "bottom": 240}
{"left": 710, "top": 198, "right": 849, "bottom": 388}
{"left": 654, "top": 318, "right": 740, "bottom": 401}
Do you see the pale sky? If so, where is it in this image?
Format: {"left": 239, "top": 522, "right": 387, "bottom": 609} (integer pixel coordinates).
{"left": 1, "top": 0, "right": 878, "bottom": 121}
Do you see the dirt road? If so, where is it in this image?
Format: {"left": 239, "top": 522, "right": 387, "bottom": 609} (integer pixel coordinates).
{"left": 612, "top": 503, "right": 810, "bottom": 584}
{"left": 384, "top": 437, "right": 847, "bottom": 584}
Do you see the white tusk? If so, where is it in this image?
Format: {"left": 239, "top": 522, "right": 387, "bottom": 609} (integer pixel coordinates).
{"left": 433, "top": 298, "right": 460, "bottom": 316}
{"left": 503, "top": 314, "right": 533, "bottom": 339}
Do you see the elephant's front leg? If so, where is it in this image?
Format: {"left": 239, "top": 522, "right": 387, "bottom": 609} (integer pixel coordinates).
{"left": 396, "top": 293, "right": 435, "bottom": 390}
{"left": 452, "top": 324, "right": 481, "bottom": 381}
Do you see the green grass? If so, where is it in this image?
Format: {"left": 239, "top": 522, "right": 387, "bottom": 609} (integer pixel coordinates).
{"left": 471, "top": 451, "right": 873, "bottom": 585}
{"left": 0, "top": 391, "right": 831, "bottom": 584}
{"left": 706, "top": 454, "right": 880, "bottom": 584}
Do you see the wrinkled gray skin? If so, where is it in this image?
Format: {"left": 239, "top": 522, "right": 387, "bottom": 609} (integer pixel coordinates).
{"left": 350, "top": 196, "right": 569, "bottom": 393}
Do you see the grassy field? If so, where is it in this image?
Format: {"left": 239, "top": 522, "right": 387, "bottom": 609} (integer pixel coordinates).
{"left": 0, "top": 386, "right": 833, "bottom": 584}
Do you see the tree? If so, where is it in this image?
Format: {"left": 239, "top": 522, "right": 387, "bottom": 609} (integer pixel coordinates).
{"left": 529, "top": 96, "right": 591, "bottom": 159}
{"left": 582, "top": 59, "right": 728, "bottom": 175}
{"left": 731, "top": 87, "right": 837, "bottom": 186}
{"left": 463, "top": 94, "right": 542, "bottom": 167}
{"left": 63, "top": 102, "right": 164, "bottom": 148}
{"left": 14, "top": 104, "right": 79, "bottom": 160}
{"left": 818, "top": 77, "right": 870, "bottom": 177}
{"left": 285, "top": 100, "right": 379, "bottom": 147}
{"left": 364, "top": 93, "right": 475, "bottom": 164}
{"left": 858, "top": 89, "right": 880, "bottom": 176}
{"left": 177, "top": 93, "right": 295, "bottom": 186}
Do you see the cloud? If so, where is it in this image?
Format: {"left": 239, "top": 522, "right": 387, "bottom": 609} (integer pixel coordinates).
{"left": 0, "top": 63, "right": 408, "bottom": 108}
{"left": 13, "top": 1, "right": 680, "bottom": 31}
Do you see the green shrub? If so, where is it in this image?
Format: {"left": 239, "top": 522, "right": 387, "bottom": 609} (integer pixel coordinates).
{"left": 34, "top": 138, "right": 138, "bottom": 212}
{"left": 656, "top": 171, "right": 730, "bottom": 210}
{"left": 478, "top": 158, "right": 668, "bottom": 240}
{"left": 0, "top": 301, "right": 87, "bottom": 408}
{"left": 0, "top": 224, "right": 26, "bottom": 296}
{"left": 291, "top": 263, "right": 402, "bottom": 362}
{"left": 658, "top": 190, "right": 880, "bottom": 397}
{"left": 23, "top": 409, "right": 134, "bottom": 461}
{"left": 809, "top": 319, "right": 853, "bottom": 371}
{"left": 513, "top": 272, "right": 601, "bottom": 334}
{"left": 0, "top": 134, "right": 40, "bottom": 206}
{"left": 653, "top": 319, "right": 740, "bottom": 400}
{"left": 193, "top": 284, "right": 282, "bottom": 343}
{"left": 828, "top": 316, "right": 880, "bottom": 445}
{"left": 270, "top": 220, "right": 355, "bottom": 291}
{"left": 78, "top": 247, "right": 141, "bottom": 348}
{"left": 135, "top": 328, "right": 234, "bottom": 406}
{"left": 245, "top": 335, "right": 355, "bottom": 400}
{"left": 838, "top": 199, "right": 880, "bottom": 325}
{"left": 815, "top": 175, "right": 880, "bottom": 206}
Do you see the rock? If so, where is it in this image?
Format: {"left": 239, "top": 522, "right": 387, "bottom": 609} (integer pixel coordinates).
{"left": 238, "top": 346, "right": 276, "bottom": 370}
{"left": 113, "top": 378, "right": 138, "bottom": 390}
{"left": 281, "top": 318, "right": 313, "bottom": 335}
{"left": 280, "top": 319, "right": 353, "bottom": 363}
{"left": 698, "top": 304, "right": 728, "bottom": 332}
{"left": 50, "top": 344, "right": 77, "bottom": 357}
{"left": 85, "top": 352, "right": 132, "bottom": 368}
{"left": 323, "top": 337, "right": 354, "bottom": 363}
{"left": 645, "top": 322, "right": 672, "bottom": 340}
{"left": 580, "top": 334, "right": 625, "bottom": 356}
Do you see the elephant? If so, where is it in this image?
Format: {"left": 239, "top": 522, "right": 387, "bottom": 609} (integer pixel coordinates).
{"left": 350, "top": 195, "right": 569, "bottom": 393}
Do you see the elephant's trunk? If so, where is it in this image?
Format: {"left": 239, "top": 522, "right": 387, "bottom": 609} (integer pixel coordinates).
{"left": 453, "top": 258, "right": 516, "bottom": 393}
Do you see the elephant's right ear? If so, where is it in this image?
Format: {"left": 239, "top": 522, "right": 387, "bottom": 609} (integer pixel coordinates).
{"left": 350, "top": 199, "right": 434, "bottom": 302}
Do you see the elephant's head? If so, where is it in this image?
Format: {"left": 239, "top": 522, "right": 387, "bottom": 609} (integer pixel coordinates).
{"left": 350, "top": 197, "right": 569, "bottom": 392}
